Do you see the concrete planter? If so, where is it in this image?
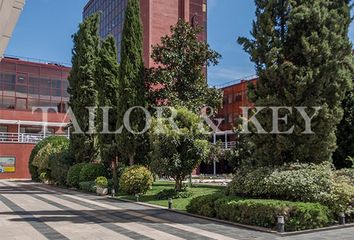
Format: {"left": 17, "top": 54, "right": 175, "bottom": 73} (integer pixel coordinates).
{"left": 96, "top": 186, "right": 108, "bottom": 196}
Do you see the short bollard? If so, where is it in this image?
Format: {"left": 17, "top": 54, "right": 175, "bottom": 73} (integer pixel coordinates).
{"left": 277, "top": 216, "right": 285, "bottom": 233}
{"left": 111, "top": 189, "right": 115, "bottom": 197}
{"left": 135, "top": 194, "right": 140, "bottom": 202}
{"left": 339, "top": 212, "right": 346, "bottom": 225}
{"left": 168, "top": 198, "right": 173, "bottom": 209}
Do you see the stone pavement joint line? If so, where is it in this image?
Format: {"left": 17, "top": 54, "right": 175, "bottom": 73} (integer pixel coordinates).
{"left": 24, "top": 183, "right": 217, "bottom": 240}
{"left": 0, "top": 191, "right": 69, "bottom": 240}
{"left": 2, "top": 180, "right": 354, "bottom": 240}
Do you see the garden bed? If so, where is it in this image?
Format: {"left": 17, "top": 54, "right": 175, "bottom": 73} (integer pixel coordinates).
{"left": 116, "top": 181, "right": 225, "bottom": 211}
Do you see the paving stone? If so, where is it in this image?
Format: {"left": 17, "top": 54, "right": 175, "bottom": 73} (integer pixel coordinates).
{"left": 1, "top": 180, "right": 354, "bottom": 240}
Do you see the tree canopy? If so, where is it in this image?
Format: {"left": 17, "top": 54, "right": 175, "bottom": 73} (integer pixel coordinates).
{"left": 149, "top": 19, "right": 222, "bottom": 113}
{"left": 238, "top": 0, "right": 354, "bottom": 166}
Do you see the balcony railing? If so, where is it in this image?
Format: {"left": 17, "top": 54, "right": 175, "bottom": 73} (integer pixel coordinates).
{"left": 0, "top": 132, "right": 68, "bottom": 144}
{"left": 212, "top": 141, "right": 236, "bottom": 149}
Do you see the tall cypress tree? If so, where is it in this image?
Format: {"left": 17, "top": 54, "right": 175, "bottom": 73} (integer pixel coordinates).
{"left": 68, "top": 14, "right": 100, "bottom": 163}
{"left": 238, "top": 0, "right": 353, "bottom": 166}
{"left": 96, "top": 36, "right": 120, "bottom": 165}
{"left": 116, "top": 0, "right": 147, "bottom": 166}
{"left": 333, "top": 74, "right": 354, "bottom": 168}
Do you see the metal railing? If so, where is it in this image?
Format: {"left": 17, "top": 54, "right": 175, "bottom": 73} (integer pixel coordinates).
{"left": 0, "top": 132, "right": 68, "bottom": 144}
{"left": 212, "top": 141, "right": 236, "bottom": 149}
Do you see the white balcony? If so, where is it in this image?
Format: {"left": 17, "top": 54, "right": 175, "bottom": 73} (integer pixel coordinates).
{"left": 222, "top": 141, "right": 236, "bottom": 149}
{"left": 0, "top": 132, "right": 68, "bottom": 144}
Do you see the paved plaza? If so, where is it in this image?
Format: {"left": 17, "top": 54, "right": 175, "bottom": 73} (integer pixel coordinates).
{"left": 0, "top": 180, "right": 353, "bottom": 240}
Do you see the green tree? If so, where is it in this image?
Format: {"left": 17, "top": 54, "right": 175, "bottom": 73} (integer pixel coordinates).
{"left": 334, "top": 84, "right": 354, "bottom": 168}
{"left": 227, "top": 124, "right": 255, "bottom": 171}
{"left": 96, "top": 36, "right": 120, "bottom": 165}
{"left": 32, "top": 137, "right": 69, "bottom": 179}
{"left": 148, "top": 19, "right": 222, "bottom": 113}
{"left": 238, "top": 0, "right": 353, "bottom": 166}
{"left": 149, "top": 108, "right": 210, "bottom": 191}
{"left": 68, "top": 14, "right": 100, "bottom": 163}
{"left": 116, "top": 0, "right": 147, "bottom": 166}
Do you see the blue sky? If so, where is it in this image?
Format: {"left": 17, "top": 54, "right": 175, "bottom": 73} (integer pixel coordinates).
{"left": 5, "top": 0, "right": 354, "bottom": 87}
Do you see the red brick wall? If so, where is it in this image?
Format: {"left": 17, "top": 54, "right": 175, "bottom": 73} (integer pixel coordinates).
{"left": 0, "top": 143, "right": 34, "bottom": 179}
{"left": 217, "top": 79, "right": 257, "bottom": 131}
{"left": 141, "top": 0, "right": 205, "bottom": 68}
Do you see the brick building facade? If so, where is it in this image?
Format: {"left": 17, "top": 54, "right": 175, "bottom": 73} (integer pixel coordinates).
{"left": 0, "top": 57, "right": 70, "bottom": 179}
{"left": 83, "top": 0, "right": 207, "bottom": 67}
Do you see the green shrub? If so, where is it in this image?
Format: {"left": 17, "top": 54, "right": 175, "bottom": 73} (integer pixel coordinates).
{"left": 156, "top": 188, "right": 192, "bottom": 200}
{"left": 67, "top": 163, "right": 86, "bottom": 188}
{"left": 218, "top": 199, "right": 331, "bottom": 231}
{"left": 39, "top": 172, "right": 50, "bottom": 182}
{"left": 79, "top": 163, "right": 107, "bottom": 182}
{"left": 49, "top": 149, "right": 74, "bottom": 186}
{"left": 95, "top": 176, "right": 108, "bottom": 188}
{"left": 187, "top": 194, "right": 331, "bottom": 231}
{"left": 227, "top": 163, "right": 354, "bottom": 213}
{"left": 324, "top": 176, "right": 354, "bottom": 214}
{"left": 226, "top": 167, "right": 272, "bottom": 197}
{"left": 29, "top": 136, "right": 68, "bottom": 181}
{"left": 119, "top": 165, "right": 153, "bottom": 195}
{"left": 79, "top": 181, "right": 96, "bottom": 193}
{"left": 336, "top": 168, "right": 354, "bottom": 185}
{"left": 186, "top": 193, "right": 225, "bottom": 218}
{"left": 228, "top": 163, "right": 333, "bottom": 201}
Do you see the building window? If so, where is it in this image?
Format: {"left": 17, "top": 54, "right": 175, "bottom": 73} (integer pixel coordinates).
{"left": 0, "top": 126, "right": 8, "bottom": 133}
{"left": 16, "top": 73, "right": 28, "bottom": 85}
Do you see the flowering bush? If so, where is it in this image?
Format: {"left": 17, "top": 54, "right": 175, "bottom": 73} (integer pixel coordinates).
{"left": 119, "top": 166, "right": 153, "bottom": 195}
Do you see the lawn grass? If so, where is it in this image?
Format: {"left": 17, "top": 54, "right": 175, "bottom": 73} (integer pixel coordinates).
{"left": 117, "top": 181, "right": 226, "bottom": 211}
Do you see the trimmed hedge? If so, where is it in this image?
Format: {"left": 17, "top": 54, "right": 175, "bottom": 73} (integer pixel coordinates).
{"left": 186, "top": 193, "right": 227, "bottom": 218}
{"left": 156, "top": 188, "right": 193, "bottom": 200}
{"left": 187, "top": 194, "right": 331, "bottom": 231}
{"left": 79, "top": 163, "right": 107, "bottom": 182}
{"left": 67, "top": 163, "right": 86, "bottom": 188}
{"left": 217, "top": 199, "right": 331, "bottom": 231}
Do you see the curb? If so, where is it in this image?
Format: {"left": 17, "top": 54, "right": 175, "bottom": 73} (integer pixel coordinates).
{"left": 109, "top": 196, "right": 277, "bottom": 235}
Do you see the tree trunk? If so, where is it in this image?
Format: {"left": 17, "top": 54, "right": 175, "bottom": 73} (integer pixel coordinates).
{"left": 112, "top": 157, "right": 119, "bottom": 193}
{"left": 129, "top": 155, "right": 134, "bottom": 166}
{"left": 175, "top": 178, "right": 182, "bottom": 191}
